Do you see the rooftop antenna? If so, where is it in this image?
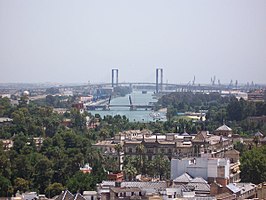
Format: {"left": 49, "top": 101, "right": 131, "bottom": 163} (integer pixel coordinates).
{"left": 213, "top": 76, "right": 216, "bottom": 85}
{"left": 229, "top": 80, "right": 233, "bottom": 87}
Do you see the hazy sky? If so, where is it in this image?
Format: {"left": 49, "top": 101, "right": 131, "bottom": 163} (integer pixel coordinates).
{"left": 0, "top": 0, "right": 266, "bottom": 84}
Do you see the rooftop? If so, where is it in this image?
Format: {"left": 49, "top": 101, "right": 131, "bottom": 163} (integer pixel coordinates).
{"left": 173, "top": 173, "right": 193, "bottom": 183}
{"left": 186, "top": 182, "right": 210, "bottom": 192}
{"left": 226, "top": 183, "right": 241, "bottom": 194}
{"left": 0, "top": 117, "right": 13, "bottom": 123}
{"left": 191, "top": 177, "right": 208, "bottom": 184}
{"left": 216, "top": 124, "right": 232, "bottom": 131}
{"left": 100, "top": 181, "right": 168, "bottom": 190}
{"left": 254, "top": 131, "right": 264, "bottom": 137}
{"left": 110, "top": 187, "right": 141, "bottom": 193}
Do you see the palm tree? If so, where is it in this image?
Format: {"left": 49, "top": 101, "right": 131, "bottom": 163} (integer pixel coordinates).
{"left": 123, "top": 163, "right": 137, "bottom": 181}
{"left": 152, "top": 154, "right": 170, "bottom": 180}
{"left": 136, "top": 144, "right": 145, "bottom": 174}
{"left": 114, "top": 143, "right": 123, "bottom": 171}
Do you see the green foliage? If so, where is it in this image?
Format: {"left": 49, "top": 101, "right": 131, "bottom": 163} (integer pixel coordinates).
{"left": 45, "top": 183, "right": 65, "bottom": 198}
{"left": 158, "top": 92, "right": 227, "bottom": 112}
{"left": 14, "top": 178, "right": 30, "bottom": 194}
{"left": 123, "top": 156, "right": 138, "bottom": 181}
{"left": 33, "top": 156, "right": 53, "bottom": 193}
{"left": 0, "top": 142, "right": 11, "bottom": 179}
{"left": 227, "top": 98, "right": 266, "bottom": 121}
{"left": 240, "top": 146, "right": 266, "bottom": 184}
{"left": 70, "top": 108, "right": 87, "bottom": 131}
{"left": 34, "top": 95, "right": 76, "bottom": 108}
{"left": 0, "top": 175, "right": 13, "bottom": 197}
{"left": 0, "top": 97, "right": 13, "bottom": 117}
{"left": 158, "top": 92, "right": 266, "bottom": 134}
{"left": 123, "top": 154, "right": 170, "bottom": 181}
{"left": 66, "top": 172, "right": 94, "bottom": 194}
{"left": 234, "top": 141, "right": 248, "bottom": 156}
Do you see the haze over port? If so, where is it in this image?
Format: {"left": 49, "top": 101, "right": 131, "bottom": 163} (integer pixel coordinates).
{"left": 0, "top": 0, "right": 266, "bottom": 84}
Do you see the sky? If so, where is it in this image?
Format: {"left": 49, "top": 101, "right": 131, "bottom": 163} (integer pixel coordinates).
{"left": 0, "top": 0, "right": 266, "bottom": 85}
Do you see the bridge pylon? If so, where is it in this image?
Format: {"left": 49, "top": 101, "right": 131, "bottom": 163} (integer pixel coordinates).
{"left": 156, "top": 68, "right": 163, "bottom": 93}
{"left": 129, "top": 95, "right": 136, "bottom": 111}
{"left": 112, "top": 69, "right": 119, "bottom": 87}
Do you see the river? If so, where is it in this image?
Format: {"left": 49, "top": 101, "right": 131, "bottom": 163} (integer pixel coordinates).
{"left": 89, "top": 91, "right": 166, "bottom": 122}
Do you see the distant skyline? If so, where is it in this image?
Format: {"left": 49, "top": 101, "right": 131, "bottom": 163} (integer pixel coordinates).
{"left": 0, "top": 0, "right": 266, "bottom": 84}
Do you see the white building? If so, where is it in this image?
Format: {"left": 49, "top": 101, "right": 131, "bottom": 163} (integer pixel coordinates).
{"left": 171, "top": 157, "right": 230, "bottom": 181}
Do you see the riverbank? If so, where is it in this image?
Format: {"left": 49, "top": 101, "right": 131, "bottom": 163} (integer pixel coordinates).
{"left": 88, "top": 91, "right": 166, "bottom": 122}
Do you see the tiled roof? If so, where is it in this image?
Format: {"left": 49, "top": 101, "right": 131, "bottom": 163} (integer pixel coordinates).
{"left": 216, "top": 124, "right": 232, "bottom": 131}
{"left": 224, "top": 149, "right": 240, "bottom": 155}
{"left": 186, "top": 182, "right": 210, "bottom": 192}
{"left": 191, "top": 177, "right": 208, "bottom": 184}
{"left": 215, "top": 192, "right": 235, "bottom": 199}
{"left": 235, "top": 183, "right": 256, "bottom": 195}
{"left": 173, "top": 173, "right": 193, "bottom": 183}
{"left": 110, "top": 187, "right": 141, "bottom": 193}
{"left": 101, "top": 181, "right": 167, "bottom": 189}
{"left": 181, "top": 132, "right": 190, "bottom": 136}
{"left": 254, "top": 131, "right": 264, "bottom": 137}
{"left": 226, "top": 183, "right": 241, "bottom": 194}
{"left": 70, "top": 193, "right": 86, "bottom": 200}
{"left": 193, "top": 131, "right": 208, "bottom": 142}
{"left": 55, "top": 190, "right": 73, "bottom": 200}
{"left": 122, "top": 181, "right": 167, "bottom": 189}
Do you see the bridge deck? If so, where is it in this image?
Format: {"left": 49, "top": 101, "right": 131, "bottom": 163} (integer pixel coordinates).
{"left": 86, "top": 104, "right": 154, "bottom": 110}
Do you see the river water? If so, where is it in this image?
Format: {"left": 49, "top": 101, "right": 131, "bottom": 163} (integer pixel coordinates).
{"left": 89, "top": 91, "right": 166, "bottom": 122}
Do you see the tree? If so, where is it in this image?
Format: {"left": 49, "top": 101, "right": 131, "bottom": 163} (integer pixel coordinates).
{"left": 0, "top": 175, "right": 13, "bottom": 197}
{"left": 66, "top": 172, "right": 94, "bottom": 194}
{"left": 33, "top": 156, "right": 53, "bottom": 193}
{"left": 240, "top": 146, "right": 266, "bottom": 184}
{"left": 45, "top": 183, "right": 65, "bottom": 198}
{"left": 136, "top": 144, "right": 145, "bottom": 173}
{"left": 0, "top": 97, "right": 12, "bottom": 117}
{"left": 150, "top": 155, "right": 170, "bottom": 180}
{"left": 114, "top": 143, "right": 123, "bottom": 171}
{"left": 70, "top": 108, "right": 87, "bottom": 131}
{"left": 12, "top": 133, "right": 28, "bottom": 153}
{"left": 234, "top": 141, "right": 247, "bottom": 156}
{"left": 123, "top": 162, "right": 137, "bottom": 181}
{"left": 11, "top": 154, "right": 33, "bottom": 182}
{"left": 0, "top": 142, "right": 11, "bottom": 179}
{"left": 14, "top": 178, "right": 29, "bottom": 194}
